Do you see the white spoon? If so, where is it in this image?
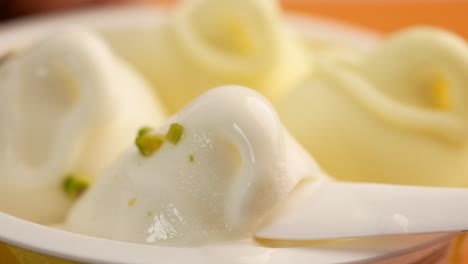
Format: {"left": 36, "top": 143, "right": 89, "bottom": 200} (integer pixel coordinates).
{"left": 255, "top": 180, "right": 468, "bottom": 240}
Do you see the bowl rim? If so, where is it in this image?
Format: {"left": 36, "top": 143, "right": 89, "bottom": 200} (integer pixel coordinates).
{"left": 0, "top": 212, "right": 458, "bottom": 264}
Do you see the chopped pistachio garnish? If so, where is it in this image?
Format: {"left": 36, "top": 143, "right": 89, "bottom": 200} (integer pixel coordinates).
{"left": 147, "top": 211, "right": 154, "bottom": 217}
{"left": 128, "top": 198, "right": 137, "bottom": 207}
{"left": 189, "top": 154, "right": 195, "bottom": 163}
{"left": 137, "top": 127, "right": 153, "bottom": 138}
{"left": 63, "top": 174, "right": 91, "bottom": 200}
{"left": 166, "top": 123, "right": 184, "bottom": 145}
{"left": 135, "top": 127, "right": 164, "bottom": 157}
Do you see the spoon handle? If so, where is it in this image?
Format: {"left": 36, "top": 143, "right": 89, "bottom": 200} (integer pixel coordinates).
{"left": 255, "top": 181, "right": 468, "bottom": 240}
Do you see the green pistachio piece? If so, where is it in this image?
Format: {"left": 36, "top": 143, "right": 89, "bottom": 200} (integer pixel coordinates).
{"left": 135, "top": 127, "right": 164, "bottom": 157}
{"left": 166, "top": 123, "right": 184, "bottom": 145}
{"left": 128, "top": 198, "right": 137, "bottom": 207}
{"left": 63, "top": 174, "right": 91, "bottom": 200}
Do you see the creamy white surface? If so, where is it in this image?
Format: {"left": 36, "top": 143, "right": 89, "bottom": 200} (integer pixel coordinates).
{"left": 276, "top": 27, "right": 468, "bottom": 187}
{"left": 66, "top": 86, "right": 325, "bottom": 246}
{"left": 0, "top": 28, "right": 166, "bottom": 224}
{"left": 0, "top": 6, "right": 459, "bottom": 264}
{"left": 102, "top": 0, "right": 309, "bottom": 113}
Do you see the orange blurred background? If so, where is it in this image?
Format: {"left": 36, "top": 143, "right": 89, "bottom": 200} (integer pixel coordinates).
{"left": 2, "top": 0, "right": 468, "bottom": 39}
{"left": 282, "top": 0, "right": 468, "bottom": 39}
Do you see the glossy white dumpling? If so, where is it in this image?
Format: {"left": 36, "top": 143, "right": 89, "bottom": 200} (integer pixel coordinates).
{"left": 65, "top": 86, "right": 325, "bottom": 246}
{"left": 102, "top": 0, "right": 309, "bottom": 113}
{"left": 276, "top": 27, "right": 468, "bottom": 187}
{"left": 0, "top": 28, "right": 166, "bottom": 224}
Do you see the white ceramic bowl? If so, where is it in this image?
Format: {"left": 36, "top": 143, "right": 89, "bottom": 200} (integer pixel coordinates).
{"left": 0, "top": 5, "right": 458, "bottom": 263}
